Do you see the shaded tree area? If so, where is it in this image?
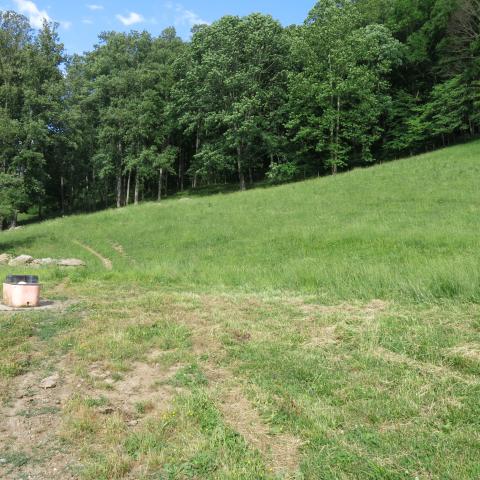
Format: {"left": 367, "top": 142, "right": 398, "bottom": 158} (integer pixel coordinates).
{"left": 1, "top": 1, "right": 479, "bottom": 225}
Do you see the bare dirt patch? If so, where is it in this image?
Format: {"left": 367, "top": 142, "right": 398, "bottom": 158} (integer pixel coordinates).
{"left": 0, "top": 369, "right": 77, "bottom": 479}
{"left": 0, "top": 353, "right": 185, "bottom": 479}
{"left": 90, "top": 358, "right": 184, "bottom": 417}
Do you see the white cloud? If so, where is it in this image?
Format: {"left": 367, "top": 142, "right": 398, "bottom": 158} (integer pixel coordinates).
{"left": 87, "top": 4, "right": 103, "bottom": 11}
{"left": 82, "top": 18, "right": 94, "bottom": 24}
{"left": 166, "top": 2, "right": 209, "bottom": 28}
{"left": 13, "top": 0, "right": 50, "bottom": 28}
{"left": 116, "top": 11, "right": 144, "bottom": 26}
{"left": 61, "top": 20, "right": 72, "bottom": 29}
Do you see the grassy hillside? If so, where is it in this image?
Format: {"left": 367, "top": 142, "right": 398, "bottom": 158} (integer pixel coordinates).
{"left": 2, "top": 140, "right": 480, "bottom": 301}
{"left": 1, "top": 142, "right": 480, "bottom": 480}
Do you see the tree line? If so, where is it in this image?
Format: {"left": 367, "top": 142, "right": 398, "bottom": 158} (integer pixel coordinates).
{"left": 1, "top": 0, "right": 479, "bottom": 227}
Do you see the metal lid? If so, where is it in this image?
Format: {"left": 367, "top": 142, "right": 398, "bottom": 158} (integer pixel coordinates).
{"left": 5, "top": 275, "right": 39, "bottom": 285}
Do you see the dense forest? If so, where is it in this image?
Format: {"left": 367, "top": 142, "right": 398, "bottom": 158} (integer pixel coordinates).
{"left": 0, "top": 0, "right": 479, "bottom": 227}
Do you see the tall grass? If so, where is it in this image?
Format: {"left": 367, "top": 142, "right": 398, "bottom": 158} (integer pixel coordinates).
{"left": 1, "top": 141, "right": 480, "bottom": 302}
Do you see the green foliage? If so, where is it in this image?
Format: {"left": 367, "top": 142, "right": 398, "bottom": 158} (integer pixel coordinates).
{"left": 173, "top": 13, "right": 288, "bottom": 189}
{"left": 288, "top": 1, "right": 403, "bottom": 173}
{"left": 266, "top": 160, "right": 298, "bottom": 184}
{"left": 0, "top": 174, "right": 28, "bottom": 225}
{"left": 0, "top": 0, "right": 479, "bottom": 213}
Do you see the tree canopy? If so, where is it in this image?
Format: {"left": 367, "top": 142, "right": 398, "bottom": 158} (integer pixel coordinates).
{"left": 0, "top": 0, "right": 479, "bottom": 227}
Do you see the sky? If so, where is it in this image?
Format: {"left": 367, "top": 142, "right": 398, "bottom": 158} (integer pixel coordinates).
{"left": 1, "top": 0, "right": 316, "bottom": 55}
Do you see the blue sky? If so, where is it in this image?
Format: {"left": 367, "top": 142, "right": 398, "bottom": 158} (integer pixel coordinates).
{"left": 2, "top": 0, "right": 316, "bottom": 55}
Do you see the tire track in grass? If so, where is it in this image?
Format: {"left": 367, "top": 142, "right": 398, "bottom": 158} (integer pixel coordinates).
{"left": 73, "top": 240, "right": 113, "bottom": 270}
{"left": 187, "top": 321, "right": 303, "bottom": 477}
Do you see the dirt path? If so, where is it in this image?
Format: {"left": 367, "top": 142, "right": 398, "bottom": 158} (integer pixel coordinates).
{"left": 110, "top": 241, "right": 138, "bottom": 266}
{"left": 74, "top": 240, "right": 113, "bottom": 270}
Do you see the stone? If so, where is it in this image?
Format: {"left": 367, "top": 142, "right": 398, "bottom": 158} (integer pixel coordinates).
{"left": 39, "top": 373, "right": 59, "bottom": 389}
{"left": 57, "top": 258, "right": 86, "bottom": 267}
{"left": 32, "top": 258, "right": 57, "bottom": 265}
{"left": 128, "top": 419, "right": 138, "bottom": 426}
{"left": 8, "top": 255, "right": 33, "bottom": 266}
{"left": 0, "top": 253, "right": 12, "bottom": 265}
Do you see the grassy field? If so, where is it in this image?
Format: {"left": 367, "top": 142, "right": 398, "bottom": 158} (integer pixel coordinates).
{"left": 1, "top": 141, "right": 480, "bottom": 479}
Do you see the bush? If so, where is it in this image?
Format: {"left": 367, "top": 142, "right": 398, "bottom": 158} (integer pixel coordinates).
{"left": 266, "top": 161, "right": 298, "bottom": 184}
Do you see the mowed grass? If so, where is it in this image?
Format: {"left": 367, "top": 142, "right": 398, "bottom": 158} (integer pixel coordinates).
{"left": 2, "top": 285, "right": 479, "bottom": 479}
{"left": 1, "top": 142, "right": 480, "bottom": 479}
{"left": 1, "top": 140, "right": 480, "bottom": 302}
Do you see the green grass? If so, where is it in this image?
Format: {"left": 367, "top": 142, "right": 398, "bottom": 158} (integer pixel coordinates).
{"left": 1, "top": 140, "right": 480, "bottom": 302}
{"left": 1, "top": 142, "right": 480, "bottom": 479}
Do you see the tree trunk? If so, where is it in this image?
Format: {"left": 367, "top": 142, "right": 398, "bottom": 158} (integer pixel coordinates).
{"left": 193, "top": 125, "right": 201, "bottom": 190}
{"left": 10, "top": 211, "right": 17, "bottom": 229}
{"left": 328, "top": 54, "right": 335, "bottom": 170}
{"left": 84, "top": 175, "right": 89, "bottom": 211}
{"left": 165, "top": 172, "right": 168, "bottom": 198}
{"left": 196, "top": 127, "right": 201, "bottom": 154}
{"left": 134, "top": 171, "right": 139, "bottom": 205}
{"left": 60, "top": 174, "right": 65, "bottom": 215}
{"left": 126, "top": 170, "right": 131, "bottom": 206}
{"left": 158, "top": 168, "right": 163, "bottom": 201}
{"left": 116, "top": 173, "right": 122, "bottom": 208}
{"left": 179, "top": 149, "right": 185, "bottom": 191}
{"left": 70, "top": 178, "right": 74, "bottom": 213}
{"left": 116, "top": 141, "right": 123, "bottom": 208}
{"left": 334, "top": 95, "right": 340, "bottom": 173}
{"left": 237, "top": 145, "right": 246, "bottom": 191}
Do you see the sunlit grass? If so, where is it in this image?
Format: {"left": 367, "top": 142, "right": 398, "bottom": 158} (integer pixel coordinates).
{"left": 1, "top": 140, "right": 480, "bottom": 302}
{"left": 1, "top": 142, "right": 480, "bottom": 478}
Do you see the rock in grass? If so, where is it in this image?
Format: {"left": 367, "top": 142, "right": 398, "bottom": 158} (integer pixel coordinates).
{"left": 39, "top": 373, "right": 59, "bottom": 389}
{"left": 58, "top": 258, "right": 86, "bottom": 267}
{"left": 0, "top": 253, "right": 12, "bottom": 264}
{"left": 8, "top": 254, "right": 34, "bottom": 266}
{"left": 32, "top": 258, "right": 58, "bottom": 265}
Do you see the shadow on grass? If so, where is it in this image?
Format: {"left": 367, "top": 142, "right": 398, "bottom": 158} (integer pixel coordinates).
{"left": 0, "top": 235, "right": 47, "bottom": 253}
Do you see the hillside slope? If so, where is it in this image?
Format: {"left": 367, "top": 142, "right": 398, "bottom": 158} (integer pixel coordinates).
{"left": 1, "top": 141, "right": 480, "bottom": 301}
{"left": 2, "top": 143, "right": 480, "bottom": 480}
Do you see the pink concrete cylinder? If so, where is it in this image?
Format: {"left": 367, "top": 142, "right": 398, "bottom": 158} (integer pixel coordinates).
{"left": 3, "top": 283, "right": 41, "bottom": 308}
